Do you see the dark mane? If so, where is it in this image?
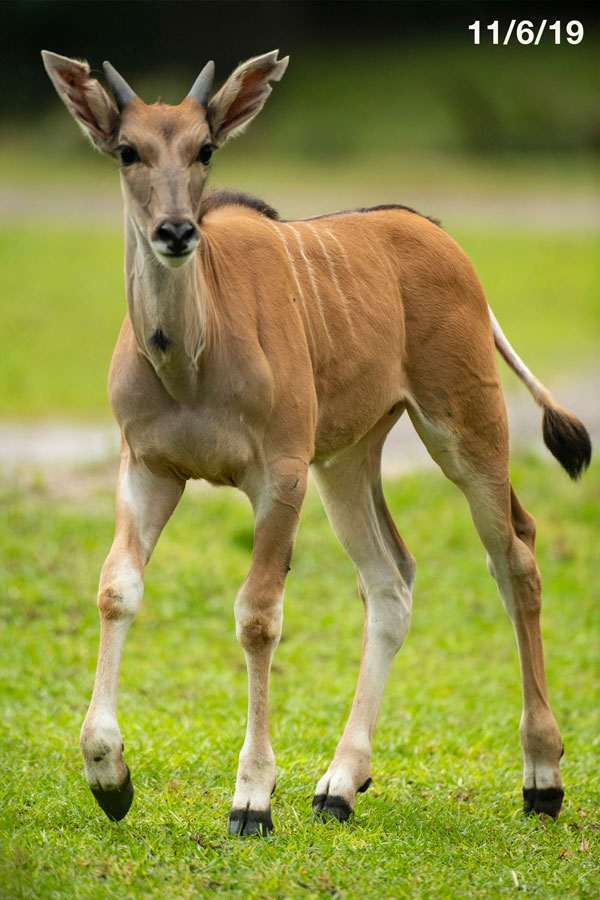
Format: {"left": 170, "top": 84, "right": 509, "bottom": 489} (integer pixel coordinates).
{"left": 200, "top": 189, "right": 280, "bottom": 221}
{"left": 288, "top": 203, "right": 441, "bottom": 227}
{"left": 199, "top": 191, "right": 440, "bottom": 228}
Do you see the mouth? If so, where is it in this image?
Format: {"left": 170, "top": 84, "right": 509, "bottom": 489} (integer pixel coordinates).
{"left": 153, "top": 246, "right": 197, "bottom": 268}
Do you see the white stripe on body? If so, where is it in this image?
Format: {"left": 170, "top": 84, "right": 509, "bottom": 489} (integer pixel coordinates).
{"left": 284, "top": 223, "right": 333, "bottom": 345}
{"left": 304, "top": 223, "right": 357, "bottom": 340}
{"left": 323, "top": 226, "right": 369, "bottom": 317}
{"left": 269, "top": 222, "right": 316, "bottom": 351}
{"left": 323, "top": 227, "right": 354, "bottom": 277}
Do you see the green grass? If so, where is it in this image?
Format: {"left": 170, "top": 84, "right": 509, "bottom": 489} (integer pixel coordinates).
{"left": 456, "top": 230, "right": 600, "bottom": 380}
{"left": 1, "top": 457, "right": 598, "bottom": 899}
{"left": 0, "top": 225, "right": 123, "bottom": 417}
{"left": 0, "top": 224, "right": 597, "bottom": 418}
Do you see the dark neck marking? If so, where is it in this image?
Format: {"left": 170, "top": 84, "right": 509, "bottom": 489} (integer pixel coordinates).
{"left": 150, "top": 328, "right": 171, "bottom": 352}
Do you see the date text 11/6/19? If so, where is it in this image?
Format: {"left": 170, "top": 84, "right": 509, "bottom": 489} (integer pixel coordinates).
{"left": 469, "top": 20, "right": 584, "bottom": 46}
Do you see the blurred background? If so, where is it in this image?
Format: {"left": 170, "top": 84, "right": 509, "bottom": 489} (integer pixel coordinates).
{"left": 0, "top": 0, "right": 598, "bottom": 442}
{"left": 2, "top": 10, "right": 599, "bottom": 891}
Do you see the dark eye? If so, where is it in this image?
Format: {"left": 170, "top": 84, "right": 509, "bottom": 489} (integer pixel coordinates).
{"left": 118, "top": 145, "right": 139, "bottom": 166}
{"left": 197, "top": 143, "right": 214, "bottom": 165}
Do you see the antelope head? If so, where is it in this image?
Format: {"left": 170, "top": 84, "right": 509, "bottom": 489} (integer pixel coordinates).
{"left": 42, "top": 50, "right": 289, "bottom": 268}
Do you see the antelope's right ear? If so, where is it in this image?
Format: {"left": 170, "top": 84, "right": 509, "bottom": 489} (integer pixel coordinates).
{"left": 42, "top": 51, "right": 119, "bottom": 154}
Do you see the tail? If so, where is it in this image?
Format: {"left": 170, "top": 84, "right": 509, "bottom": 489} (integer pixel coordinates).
{"left": 489, "top": 306, "right": 592, "bottom": 480}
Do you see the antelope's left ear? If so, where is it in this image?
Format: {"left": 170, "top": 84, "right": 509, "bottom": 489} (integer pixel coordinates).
{"left": 42, "top": 50, "right": 119, "bottom": 154}
{"left": 207, "top": 50, "right": 289, "bottom": 146}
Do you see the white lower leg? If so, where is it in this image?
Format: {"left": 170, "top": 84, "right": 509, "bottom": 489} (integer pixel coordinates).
{"left": 315, "top": 576, "right": 411, "bottom": 810}
{"left": 311, "top": 447, "right": 414, "bottom": 817}
{"left": 472, "top": 482, "right": 563, "bottom": 815}
{"left": 492, "top": 544, "right": 561, "bottom": 778}
{"left": 80, "top": 556, "right": 142, "bottom": 793}
{"left": 232, "top": 649, "right": 278, "bottom": 813}
{"left": 229, "top": 578, "right": 284, "bottom": 835}
{"left": 229, "top": 462, "right": 307, "bottom": 834}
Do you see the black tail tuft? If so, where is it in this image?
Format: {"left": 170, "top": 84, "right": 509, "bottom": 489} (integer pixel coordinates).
{"left": 542, "top": 405, "right": 592, "bottom": 480}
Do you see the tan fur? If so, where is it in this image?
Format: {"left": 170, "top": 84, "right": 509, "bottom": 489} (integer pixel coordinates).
{"left": 42, "top": 50, "right": 581, "bottom": 829}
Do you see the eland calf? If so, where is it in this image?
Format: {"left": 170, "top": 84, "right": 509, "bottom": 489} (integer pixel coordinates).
{"left": 43, "top": 49, "right": 591, "bottom": 835}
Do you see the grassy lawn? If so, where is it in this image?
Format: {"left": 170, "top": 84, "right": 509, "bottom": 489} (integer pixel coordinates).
{"left": 1, "top": 457, "right": 598, "bottom": 899}
{"left": 0, "top": 224, "right": 597, "bottom": 418}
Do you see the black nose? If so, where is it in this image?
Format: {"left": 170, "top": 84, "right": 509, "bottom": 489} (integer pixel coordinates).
{"left": 154, "top": 219, "right": 198, "bottom": 255}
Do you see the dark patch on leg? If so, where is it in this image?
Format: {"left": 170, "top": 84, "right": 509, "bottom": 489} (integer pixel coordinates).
{"left": 358, "top": 777, "right": 372, "bottom": 793}
{"left": 91, "top": 767, "right": 134, "bottom": 822}
{"left": 228, "top": 806, "right": 273, "bottom": 837}
{"left": 283, "top": 543, "right": 294, "bottom": 575}
{"left": 312, "top": 793, "right": 352, "bottom": 823}
{"left": 150, "top": 328, "right": 170, "bottom": 352}
{"left": 523, "top": 786, "right": 564, "bottom": 818}
{"left": 522, "top": 787, "right": 535, "bottom": 814}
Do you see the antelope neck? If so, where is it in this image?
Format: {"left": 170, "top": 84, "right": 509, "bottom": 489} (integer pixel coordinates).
{"left": 124, "top": 214, "right": 209, "bottom": 404}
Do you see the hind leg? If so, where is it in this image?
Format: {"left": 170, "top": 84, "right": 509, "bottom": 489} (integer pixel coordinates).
{"left": 311, "top": 415, "right": 416, "bottom": 821}
{"left": 409, "top": 403, "right": 564, "bottom": 816}
{"left": 506, "top": 487, "right": 564, "bottom": 814}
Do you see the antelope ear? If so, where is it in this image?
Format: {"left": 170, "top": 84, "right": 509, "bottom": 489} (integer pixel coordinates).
{"left": 42, "top": 50, "right": 119, "bottom": 154}
{"left": 207, "top": 50, "right": 288, "bottom": 146}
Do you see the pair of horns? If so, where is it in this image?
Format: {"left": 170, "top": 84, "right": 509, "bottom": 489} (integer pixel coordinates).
{"left": 102, "top": 59, "right": 215, "bottom": 111}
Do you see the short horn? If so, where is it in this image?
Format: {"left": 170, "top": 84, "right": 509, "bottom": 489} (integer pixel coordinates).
{"left": 103, "top": 61, "right": 137, "bottom": 111}
{"left": 187, "top": 60, "right": 215, "bottom": 107}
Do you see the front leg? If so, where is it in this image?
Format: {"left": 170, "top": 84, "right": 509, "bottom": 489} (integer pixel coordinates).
{"left": 80, "top": 455, "right": 183, "bottom": 820}
{"left": 229, "top": 459, "right": 308, "bottom": 836}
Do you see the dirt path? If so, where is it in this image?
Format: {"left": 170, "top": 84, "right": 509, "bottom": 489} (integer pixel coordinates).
{"left": 3, "top": 183, "right": 599, "bottom": 231}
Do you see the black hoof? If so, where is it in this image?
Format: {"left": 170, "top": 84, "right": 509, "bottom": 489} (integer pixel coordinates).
{"left": 228, "top": 807, "right": 273, "bottom": 837}
{"left": 91, "top": 768, "right": 134, "bottom": 822}
{"left": 358, "top": 777, "right": 372, "bottom": 793}
{"left": 312, "top": 793, "right": 352, "bottom": 823}
{"left": 523, "top": 786, "right": 564, "bottom": 818}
